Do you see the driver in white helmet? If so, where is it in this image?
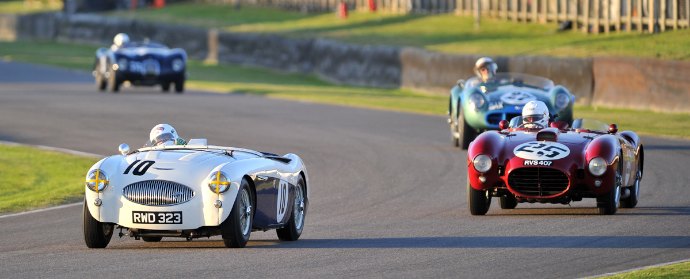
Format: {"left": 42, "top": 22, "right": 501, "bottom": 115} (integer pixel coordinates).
{"left": 148, "top": 124, "right": 187, "bottom": 146}
{"left": 521, "top": 100, "right": 549, "bottom": 129}
{"left": 111, "top": 33, "right": 130, "bottom": 50}
{"left": 474, "top": 57, "right": 499, "bottom": 93}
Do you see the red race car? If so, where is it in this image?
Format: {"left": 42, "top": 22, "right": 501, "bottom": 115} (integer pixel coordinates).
{"left": 467, "top": 117, "right": 644, "bottom": 215}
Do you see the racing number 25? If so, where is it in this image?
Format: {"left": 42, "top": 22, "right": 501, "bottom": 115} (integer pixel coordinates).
{"left": 124, "top": 160, "right": 155, "bottom": 176}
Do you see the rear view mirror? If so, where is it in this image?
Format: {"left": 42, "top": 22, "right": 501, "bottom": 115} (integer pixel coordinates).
{"left": 457, "top": 79, "right": 465, "bottom": 88}
{"left": 499, "top": 120, "right": 508, "bottom": 130}
{"left": 608, "top": 124, "right": 618, "bottom": 134}
{"left": 119, "top": 143, "right": 130, "bottom": 156}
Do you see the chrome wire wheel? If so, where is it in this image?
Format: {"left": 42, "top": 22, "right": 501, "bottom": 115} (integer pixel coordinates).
{"left": 239, "top": 188, "right": 252, "bottom": 236}
{"left": 293, "top": 185, "right": 305, "bottom": 231}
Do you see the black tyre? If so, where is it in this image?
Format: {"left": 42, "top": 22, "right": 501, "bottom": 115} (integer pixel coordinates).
{"left": 449, "top": 99, "right": 460, "bottom": 147}
{"left": 107, "top": 66, "right": 120, "bottom": 93}
{"left": 499, "top": 195, "right": 518, "bottom": 209}
{"left": 276, "top": 177, "right": 306, "bottom": 241}
{"left": 221, "top": 179, "right": 253, "bottom": 248}
{"left": 621, "top": 162, "right": 642, "bottom": 208}
{"left": 458, "top": 105, "right": 476, "bottom": 150}
{"left": 597, "top": 156, "right": 622, "bottom": 215}
{"left": 142, "top": 236, "right": 163, "bottom": 242}
{"left": 161, "top": 82, "right": 170, "bottom": 92}
{"left": 83, "top": 200, "right": 114, "bottom": 248}
{"left": 94, "top": 64, "right": 106, "bottom": 91}
{"left": 468, "top": 179, "right": 491, "bottom": 215}
{"left": 174, "top": 79, "right": 184, "bottom": 93}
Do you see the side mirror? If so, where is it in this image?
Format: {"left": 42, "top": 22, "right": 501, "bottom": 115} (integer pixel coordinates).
{"left": 118, "top": 143, "right": 130, "bottom": 156}
{"left": 499, "top": 120, "right": 508, "bottom": 130}
{"left": 608, "top": 124, "right": 618, "bottom": 134}
{"left": 456, "top": 79, "right": 465, "bottom": 88}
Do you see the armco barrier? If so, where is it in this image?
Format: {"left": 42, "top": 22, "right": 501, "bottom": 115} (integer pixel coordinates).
{"left": 1, "top": 12, "right": 688, "bottom": 112}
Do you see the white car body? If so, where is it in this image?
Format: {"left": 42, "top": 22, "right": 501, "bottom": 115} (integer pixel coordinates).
{"left": 83, "top": 139, "right": 309, "bottom": 248}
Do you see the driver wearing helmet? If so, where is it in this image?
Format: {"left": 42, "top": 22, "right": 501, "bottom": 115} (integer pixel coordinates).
{"left": 148, "top": 124, "right": 187, "bottom": 146}
{"left": 521, "top": 100, "right": 549, "bottom": 129}
{"left": 474, "top": 57, "right": 499, "bottom": 93}
{"left": 111, "top": 33, "right": 130, "bottom": 50}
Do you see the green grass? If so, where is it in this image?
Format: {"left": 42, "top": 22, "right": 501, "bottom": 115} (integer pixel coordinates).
{"left": 0, "top": 0, "right": 62, "bottom": 14}
{"left": 108, "top": 3, "right": 690, "bottom": 61}
{"left": 0, "top": 144, "right": 96, "bottom": 213}
{"left": 601, "top": 260, "right": 690, "bottom": 278}
{"left": 1, "top": 40, "right": 689, "bottom": 138}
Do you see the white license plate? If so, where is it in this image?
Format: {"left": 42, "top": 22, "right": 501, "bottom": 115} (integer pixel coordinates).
{"left": 132, "top": 211, "right": 182, "bottom": 224}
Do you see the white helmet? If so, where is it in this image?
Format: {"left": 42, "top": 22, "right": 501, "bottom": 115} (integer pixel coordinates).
{"left": 474, "top": 57, "right": 498, "bottom": 81}
{"left": 149, "top": 124, "right": 179, "bottom": 146}
{"left": 522, "top": 101, "right": 549, "bottom": 128}
{"left": 113, "top": 33, "right": 130, "bottom": 48}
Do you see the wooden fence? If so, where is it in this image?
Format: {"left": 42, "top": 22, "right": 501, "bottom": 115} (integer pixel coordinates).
{"left": 216, "top": 0, "right": 690, "bottom": 33}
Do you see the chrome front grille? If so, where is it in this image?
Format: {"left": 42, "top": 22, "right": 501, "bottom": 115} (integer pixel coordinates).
{"left": 508, "top": 168, "right": 569, "bottom": 197}
{"left": 123, "top": 180, "right": 194, "bottom": 206}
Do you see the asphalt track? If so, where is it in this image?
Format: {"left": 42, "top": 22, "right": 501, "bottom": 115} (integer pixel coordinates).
{"left": 1, "top": 61, "right": 689, "bottom": 278}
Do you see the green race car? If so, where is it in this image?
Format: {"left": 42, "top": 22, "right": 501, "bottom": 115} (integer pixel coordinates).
{"left": 448, "top": 72, "right": 575, "bottom": 149}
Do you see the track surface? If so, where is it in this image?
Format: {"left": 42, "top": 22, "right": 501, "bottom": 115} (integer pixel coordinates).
{"left": 1, "top": 61, "right": 689, "bottom": 278}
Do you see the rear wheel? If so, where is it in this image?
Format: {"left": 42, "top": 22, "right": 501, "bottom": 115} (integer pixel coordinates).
{"left": 221, "top": 179, "right": 253, "bottom": 248}
{"left": 161, "top": 82, "right": 170, "bottom": 92}
{"left": 468, "top": 179, "right": 491, "bottom": 215}
{"left": 276, "top": 177, "right": 306, "bottom": 241}
{"left": 83, "top": 200, "right": 113, "bottom": 248}
{"left": 499, "top": 195, "right": 518, "bottom": 209}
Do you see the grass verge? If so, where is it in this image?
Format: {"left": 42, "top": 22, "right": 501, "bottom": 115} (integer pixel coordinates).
{"left": 0, "top": 144, "right": 95, "bottom": 214}
{"left": 108, "top": 3, "right": 690, "bottom": 61}
{"left": 600, "top": 260, "right": 690, "bottom": 278}
{"left": 1, "top": 40, "right": 689, "bottom": 139}
{"left": 0, "top": 0, "right": 62, "bottom": 14}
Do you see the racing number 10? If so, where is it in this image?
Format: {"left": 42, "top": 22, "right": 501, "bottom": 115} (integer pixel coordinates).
{"left": 124, "top": 160, "right": 155, "bottom": 176}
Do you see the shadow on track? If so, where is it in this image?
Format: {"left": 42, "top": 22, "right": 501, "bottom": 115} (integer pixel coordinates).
{"left": 258, "top": 235, "right": 690, "bottom": 249}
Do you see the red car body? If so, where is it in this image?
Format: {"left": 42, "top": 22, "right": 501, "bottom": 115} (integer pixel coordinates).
{"left": 466, "top": 119, "right": 644, "bottom": 215}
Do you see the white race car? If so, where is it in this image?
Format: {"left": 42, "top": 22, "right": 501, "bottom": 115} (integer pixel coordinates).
{"left": 83, "top": 139, "right": 309, "bottom": 248}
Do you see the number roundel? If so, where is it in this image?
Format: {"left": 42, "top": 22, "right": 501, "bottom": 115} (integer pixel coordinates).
{"left": 513, "top": 141, "right": 570, "bottom": 160}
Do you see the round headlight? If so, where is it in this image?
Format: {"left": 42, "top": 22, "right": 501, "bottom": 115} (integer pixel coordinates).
{"left": 116, "top": 58, "right": 128, "bottom": 71}
{"left": 555, "top": 93, "right": 569, "bottom": 109}
{"left": 473, "top": 154, "right": 492, "bottom": 173}
{"left": 85, "top": 169, "right": 109, "bottom": 192}
{"left": 468, "top": 93, "right": 486, "bottom": 110}
{"left": 172, "top": 59, "right": 184, "bottom": 72}
{"left": 208, "top": 171, "right": 230, "bottom": 193}
{"left": 588, "top": 157, "right": 608, "bottom": 176}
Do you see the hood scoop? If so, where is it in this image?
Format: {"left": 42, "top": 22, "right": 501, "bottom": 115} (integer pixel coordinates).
{"left": 536, "top": 128, "right": 559, "bottom": 141}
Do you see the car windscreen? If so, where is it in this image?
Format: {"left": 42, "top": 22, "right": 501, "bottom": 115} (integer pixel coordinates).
{"left": 465, "top": 72, "right": 555, "bottom": 90}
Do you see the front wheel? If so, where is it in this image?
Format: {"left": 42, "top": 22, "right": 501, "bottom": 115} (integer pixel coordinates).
{"left": 276, "top": 177, "right": 306, "bottom": 241}
{"left": 468, "top": 179, "right": 491, "bottom": 215}
{"left": 83, "top": 200, "right": 114, "bottom": 248}
{"left": 221, "top": 179, "right": 253, "bottom": 248}
{"left": 174, "top": 78, "right": 184, "bottom": 93}
{"left": 597, "top": 160, "right": 622, "bottom": 215}
{"left": 107, "top": 66, "right": 120, "bottom": 93}
{"left": 457, "top": 106, "right": 476, "bottom": 150}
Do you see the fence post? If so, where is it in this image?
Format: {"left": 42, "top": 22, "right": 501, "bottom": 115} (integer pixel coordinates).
{"left": 648, "top": 0, "right": 655, "bottom": 32}
{"left": 604, "top": 0, "right": 610, "bottom": 33}
{"left": 673, "top": 0, "right": 678, "bottom": 29}
{"left": 583, "top": 0, "right": 590, "bottom": 32}
{"left": 660, "top": 0, "right": 666, "bottom": 31}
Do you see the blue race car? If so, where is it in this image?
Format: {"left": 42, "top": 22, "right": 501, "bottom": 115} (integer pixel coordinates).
{"left": 93, "top": 34, "right": 187, "bottom": 93}
{"left": 449, "top": 72, "right": 575, "bottom": 149}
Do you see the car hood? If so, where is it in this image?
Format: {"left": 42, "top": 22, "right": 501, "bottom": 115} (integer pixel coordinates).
{"left": 103, "top": 150, "right": 234, "bottom": 190}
